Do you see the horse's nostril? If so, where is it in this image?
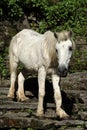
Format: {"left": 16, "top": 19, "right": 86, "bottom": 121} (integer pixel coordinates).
{"left": 58, "top": 66, "right": 66, "bottom": 73}
{"left": 58, "top": 66, "right": 61, "bottom": 73}
{"left": 58, "top": 66, "right": 68, "bottom": 77}
{"left": 64, "top": 67, "right": 67, "bottom": 73}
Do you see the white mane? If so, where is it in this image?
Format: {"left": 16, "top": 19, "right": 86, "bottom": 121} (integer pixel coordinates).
{"left": 43, "top": 31, "right": 58, "bottom": 67}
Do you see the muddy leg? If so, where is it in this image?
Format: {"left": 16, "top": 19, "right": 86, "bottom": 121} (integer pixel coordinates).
{"left": 17, "top": 72, "right": 28, "bottom": 101}
{"left": 37, "top": 66, "right": 46, "bottom": 117}
{"left": 52, "top": 74, "right": 69, "bottom": 119}
{"left": 8, "top": 60, "right": 18, "bottom": 99}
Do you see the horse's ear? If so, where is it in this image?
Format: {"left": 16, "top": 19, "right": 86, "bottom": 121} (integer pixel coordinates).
{"left": 68, "top": 30, "right": 73, "bottom": 38}
{"left": 54, "top": 32, "right": 58, "bottom": 39}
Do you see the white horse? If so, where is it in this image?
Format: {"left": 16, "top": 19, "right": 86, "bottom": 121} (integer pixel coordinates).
{"left": 8, "top": 29, "right": 75, "bottom": 119}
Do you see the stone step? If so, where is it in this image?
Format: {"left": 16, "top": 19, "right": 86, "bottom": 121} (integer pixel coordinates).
{"left": 0, "top": 83, "right": 87, "bottom": 129}
{"left": 0, "top": 115, "right": 85, "bottom": 129}
{"left": 64, "top": 90, "right": 87, "bottom": 104}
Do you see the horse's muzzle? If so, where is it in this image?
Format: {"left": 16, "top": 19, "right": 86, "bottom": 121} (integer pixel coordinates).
{"left": 57, "top": 66, "right": 68, "bottom": 77}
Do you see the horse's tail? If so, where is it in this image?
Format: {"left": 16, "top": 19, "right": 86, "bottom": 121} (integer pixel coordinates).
{"left": 9, "top": 36, "right": 18, "bottom": 74}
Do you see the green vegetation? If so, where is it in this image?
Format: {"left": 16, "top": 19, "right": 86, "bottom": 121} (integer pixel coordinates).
{"left": 0, "top": 0, "right": 87, "bottom": 37}
{"left": 0, "top": 0, "right": 87, "bottom": 78}
{"left": 0, "top": 46, "right": 9, "bottom": 78}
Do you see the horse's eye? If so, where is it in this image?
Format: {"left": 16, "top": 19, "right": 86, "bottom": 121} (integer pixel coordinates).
{"left": 69, "top": 46, "right": 72, "bottom": 51}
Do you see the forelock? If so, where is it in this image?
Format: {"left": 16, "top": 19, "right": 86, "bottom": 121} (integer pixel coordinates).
{"left": 58, "top": 31, "right": 70, "bottom": 42}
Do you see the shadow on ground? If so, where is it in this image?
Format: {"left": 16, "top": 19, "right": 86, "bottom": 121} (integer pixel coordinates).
{"left": 24, "top": 77, "right": 73, "bottom": 116}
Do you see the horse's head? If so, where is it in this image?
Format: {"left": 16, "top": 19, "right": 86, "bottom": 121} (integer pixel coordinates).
{"left": 54, "top": 30, "right": 74, "bottom": 77}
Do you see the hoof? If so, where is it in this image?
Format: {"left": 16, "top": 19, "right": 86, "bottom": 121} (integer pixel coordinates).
{"left": 18, "top": 97, "right": 29, "bottom": 102}
{"left": 56, "top": 108, "right": 69, "bottom": 120}
{"left": 17, "top": 92, "right": 29, "bottom": 102}
{"left": 57, "top": 114, "right": 70, "bottom": 120}
{"left": 7, "top": 94, "right": 14, "bottom": 99}
{"left": 17, "top": 95, "right": 29, "bottom": 102}
{"left": 33, "top": 112, "right": 44, "bottom": 119}
{"left": 36, "top": 110, "right": 44, "bottom": 117}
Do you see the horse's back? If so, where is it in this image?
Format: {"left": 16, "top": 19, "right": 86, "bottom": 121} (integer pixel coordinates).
{"left": 9, "top": 29, "right": 45, "bottom": 70}
{"left": 10, "top": 29, "right": 42, "bottom": 45}
{"left": 17, "top": 29, "right": 41, "bottom": 37}
{"left": 9, "top": 29, "right": 42, "bottom": 53}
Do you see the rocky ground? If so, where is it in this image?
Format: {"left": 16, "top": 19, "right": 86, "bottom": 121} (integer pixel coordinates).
{"left": 0, "top": 71, "right": 87, "bottom": 130}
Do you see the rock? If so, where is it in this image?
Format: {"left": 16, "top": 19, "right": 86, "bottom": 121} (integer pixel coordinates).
{"left": 0, "top": 41, "right": 5, "bottom": 51}
{"left": 3, "top": 111, "right": 30, "bottom": 118}
{"left": 31, "top": 118, "right": 44, "bottom": 129}
{"left": 63, "top": 128, "right": 84, "bottom": 130}
{"left": 79, "top": 93, "right": 87, "bottom": 103}
{"left": 61, "top": 71, "right": 87, "bottom": 90}
{"left": 55, "top": 120, "right": 84, "bottom": 127}
{"left": 1, "top": 79, "right": 10, "bottom": 87}
{"left": 0, "top": 71, "right": 87, "bottom": 129}
{"left": 78, "top": 112, "right": 87, "bottom": 120}
{"left": 0, "top": 74, "right": 1, "bottom": 86}
{"left": 85, "top": 121, "right": 87, "bottom": 128}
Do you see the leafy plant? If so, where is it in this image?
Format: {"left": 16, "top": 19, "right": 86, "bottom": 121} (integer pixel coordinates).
{"left": 0, "top": 0, "right": 87, "bottom": 78}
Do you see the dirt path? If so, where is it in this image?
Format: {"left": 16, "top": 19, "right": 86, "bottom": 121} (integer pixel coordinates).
{"left": 0, "top": 72, "right": 87, "bottom": 130}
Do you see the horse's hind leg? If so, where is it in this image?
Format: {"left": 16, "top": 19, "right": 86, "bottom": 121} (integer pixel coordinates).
{"left": 17, "top": 72, "right": 28, "bottom": 101}
{"left": 8, "top": 53, "right": 18, "bottom": 99}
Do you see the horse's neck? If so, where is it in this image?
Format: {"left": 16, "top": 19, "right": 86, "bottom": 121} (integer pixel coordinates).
{"left": 43, "top": 31, "right": 58, "bottom": 68}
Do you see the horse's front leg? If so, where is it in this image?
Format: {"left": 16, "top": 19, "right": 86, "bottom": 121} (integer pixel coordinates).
{"left": 37, "top": 66, "right": 46, "bottom": 117}
{"left": 52, "top": 74, "right": 69, "bottom": 119}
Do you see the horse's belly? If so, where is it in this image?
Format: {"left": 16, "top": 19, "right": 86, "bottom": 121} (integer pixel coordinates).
{"left": 19, "top": 52, "right": 42, "bottom": 71}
